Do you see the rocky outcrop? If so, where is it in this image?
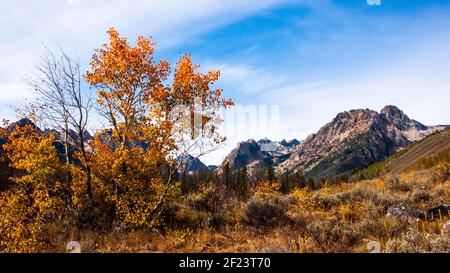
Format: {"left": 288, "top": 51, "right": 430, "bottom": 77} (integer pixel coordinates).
{"left": 386, "top": 204, "right": 423, "bottom": 221}
{"left": 442, "top": 221, "right": 450, "bottom": 236}
{"left": 386, "top": 204, "right": 450, "bottom": 222}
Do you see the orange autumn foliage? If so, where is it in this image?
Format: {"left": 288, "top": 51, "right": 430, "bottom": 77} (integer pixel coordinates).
{"left": 84, "top": 28, "right": 232, "bottom": 229}
{"left": 0, "top": 123, "right": 68, "bottom": 252}
{"left": 0, "top": 27, "right": 234, "bottom": 251}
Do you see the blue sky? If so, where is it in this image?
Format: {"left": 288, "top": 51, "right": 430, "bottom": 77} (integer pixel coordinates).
{"left": 1, "top": 0, "right": 450, "bottom": 164}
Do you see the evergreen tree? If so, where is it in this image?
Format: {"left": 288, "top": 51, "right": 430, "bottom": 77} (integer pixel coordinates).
{"left": 223, "top": 162, "right": 231, "bottom": 189}
{"left": 266, "top": 162, "right": 275, "bottom": 182}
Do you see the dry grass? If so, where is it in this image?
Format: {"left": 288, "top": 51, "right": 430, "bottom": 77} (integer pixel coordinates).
{"left": 30, "top": 163, "right": 450, "bottom": 253}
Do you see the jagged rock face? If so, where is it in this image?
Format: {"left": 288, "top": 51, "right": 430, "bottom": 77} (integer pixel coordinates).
{"left": 380, "top": 105, "right": 429, "bottom": 143}
{"left": 222, "top": 139, "right": 269, "bottom": 171}
{"left": 278, "top": 105, "right": 438, "bottom": 180}
{"left": 386, "top": 204, "right": 424, "bottom": 221}
{"left": 381, "top": 105, "right": 426, "bottom": 131}
{"left": 218, "top": 138, "right": 301, "bottom": 173}
{"left": 14, "top": 118, "right": 37, "bottom": 129}
{"left": 258, "top": 138, "right": 300, "bottom": 158}
{"left": 280, "top": 139, "right": 301, "bottom": 148}
{"left": 10, "top": 119, "right": 94, "bottom": 143}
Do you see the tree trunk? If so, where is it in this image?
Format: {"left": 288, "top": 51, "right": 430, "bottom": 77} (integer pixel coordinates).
{"left": 78, "top": 131, "right": 94, "bottom": 221}
{"left": 64, "top": 123, "right": 70, "bottom": 165}
{"left": 63, "top": 123, "right": 73, "bottom": 191}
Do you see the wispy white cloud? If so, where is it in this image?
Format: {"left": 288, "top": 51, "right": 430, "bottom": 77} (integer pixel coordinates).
{"left": 0, "top": 0, "right": 292, "bottom": 61}
{"left": 199, "top": 7, "right": 450, "bottom": 165}
{"left": 0, "top": 83, "right": 33, "bottom": 103}
{"left": 206, "top": 63, "right": 290, "bottom": 94}
{"left": 0, "top": 0, "right": 294, "bottom": 120}
{"left": 2, "top": 0, "right": 450, "bottom": 166}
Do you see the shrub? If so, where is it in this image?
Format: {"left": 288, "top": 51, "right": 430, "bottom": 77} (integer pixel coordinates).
{"left": 174, "top": 206, "right": 211, "bottom": 229}
{"left": 387, "top": 177, "right": 411, "bottom": 192}
{"left": 411, "top": 189, "right": 431, "bottom": 203}
{"left": 430, "top": 184, "right": 450, "bottom": 204}
{"left": 383, "top": 218, "right": 411, "bottom": 238}
{"left": 332, "top": 182, "right": 401, "bottom": 210}
{"left": 174, "top": 183, "right": 241, "bottom": 229}
{"left": 186, "top": 183, "right": 228, "bottom": 213}
{"left": 306, "top": 217, "right": 361, "bottom": 252}
{"left": 310, "top": 193, "right": 340, "bottom": 210}
{"left": 357, "top": 218, "right": 385, "bottom": 239}
{"left": 243, "top": 194, "right": 293, "bottom": 226}
{"left": 385, "top": 228, "right": 450, "bottom": 253}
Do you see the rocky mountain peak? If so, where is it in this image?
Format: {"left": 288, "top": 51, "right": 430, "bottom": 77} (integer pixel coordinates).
{"left": 15, "top": 118, "right": 37, "bottom": 128}
{"left": 237, "top": 139, "right": 261, "bottom": 154}
{"left": 220, "top": 140, "right": 268, "bottom": 171}
{"left": 380, "top": 105, "right": 427, "bottom": 131}
{"left": 334, "top": 109, "right": 378, "bottom": 124}
{"left": 381, "top": 105, "right": 404, "bottom": 117}
{"left": 280, "top": 139, "right": 301, "bottom": 148}
{"left": 6, "top": 118, "right": 38, "bottom": 133}
{"left": 218, "top": 137, "right": 301, "bottom": 173}
{"left": 277, "top": 105, "right": 441, "bottom": 180}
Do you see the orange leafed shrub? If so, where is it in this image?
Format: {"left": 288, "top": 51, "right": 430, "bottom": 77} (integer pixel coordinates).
{"left": 0, "top": 124, "right": 68, "bottom": 252}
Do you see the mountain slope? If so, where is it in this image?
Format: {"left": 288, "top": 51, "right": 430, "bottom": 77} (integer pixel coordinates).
{"left": 178, "top": 154, "right": 209, "bottom": 174}
{"left": 220, "top": 139, "right": 270, "bottom": 172}
{"left": 388, "top": 127, "right": 450, "bottom": 175}
{"left": 278, "top": 105, "right": 443, "bottom": 180}
{"left": 217, "top": 138, "right": 301, "bottom": 173}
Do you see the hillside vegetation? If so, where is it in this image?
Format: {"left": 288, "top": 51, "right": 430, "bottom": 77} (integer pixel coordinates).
{"left": 0, "top": 28, "right": 448, "bottom": 253}
{"left": 1, "top": 126, "right": 448, "bottom": 252}
{"left": 20, "top": 159, "right": 450, "bottom": 253}
{"left": 355, "top": 127, "right": 449, "bottom": 180}
{"left": 389, "top": 128, "right": 450, "bottom": 175}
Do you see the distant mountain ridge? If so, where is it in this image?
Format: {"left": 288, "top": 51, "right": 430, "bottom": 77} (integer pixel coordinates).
{"left": 2, "top": 118, "right": 93, "bottom": 163}
{"left": 216, "top": 138, "right": 301, "bottom": 174}
{"left": 278, "top": 105, "right": 445, "bottom": 180}
{"left": 4, "top": 119, "right": 212, "bottom": 174}
{"left": 3, "top": 105, "right": 446, "bottom": 182}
